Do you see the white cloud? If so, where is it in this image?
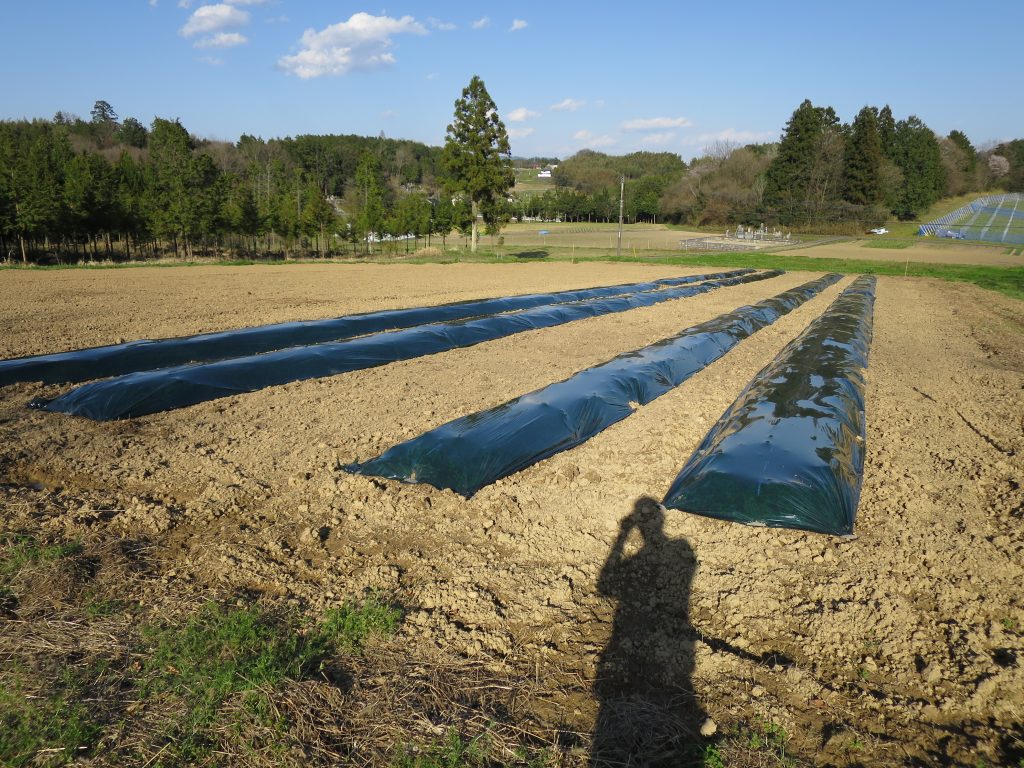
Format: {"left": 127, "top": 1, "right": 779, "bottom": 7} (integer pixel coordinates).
{"left": 427, "top": 17, "right": 456, "bottom": 30}
{"left": 640, "top": 131, "right": 676, "bottom": 146}
{"left": 508, "top": 127, "right": 535, "bottom": 139}
{"left": 225, "top": 0, "right": 270, "bottom": 4}
{"left": 622, "top": 116, "right": 692, "bottom": 131}
{"left": 381, "top": 109, "right": 398, "bottom": 119}
{"left": 181, "top": 4, "right": 249, "bottom": 37}
{"left": 509, "top": 19, "right": 528, "bottom": 32}
{"left": 687, "top": 128, "right": 776, "bottom": 145}
{"left": 193, "top": 31, "right": 247, "bottom": 48}
{"left": 425, "top": 72, "right": 437, "bottom": 80}
{"left": 278, "top": 12, "right": 428, "bottom": 79}
{"left": 198, "top": 55, "right": 224, "bottom": 65}
{"left": 573, "top": 129, "right": 614, "bottom": 148}
{"left": 265, "top": 15, "right": 289, "bottom": 23}
{"left": 471, "top": 16, "right": 490, "bottom": 29}
{"left": 507, "top": 107, "right": 539, "bottom": 122}
{"left": 150, "top": 0, "right": 159, "bottom": 7}
{"left": 551, "top": 98, "right": 585, "bottom": 112}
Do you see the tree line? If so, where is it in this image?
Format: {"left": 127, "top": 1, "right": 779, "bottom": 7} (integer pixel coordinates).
{"left": 0, "top": 100, "right": 481, "bottom": 263}
{"left": 2, "top": 95, "right": 1022, "bottom": 264}
{"left": 548, "top": 101, "right": 1021, "bottom": 232}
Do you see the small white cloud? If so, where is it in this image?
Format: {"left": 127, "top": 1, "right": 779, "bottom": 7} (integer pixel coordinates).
{"left": 427, "top": 17, "right": 456, "bottom": 30}
{"left": 149, "top": 0, "right": 159, "bottom": 7}
{"left": 551, "top": 98, "right": 585, "bottom": 112}
{"left": 622, "top": 116, "right": 692, "bottom": 131}
{"left": 507, "top": 107, "right": 539, "bottom": 122}
{"left": 573, "top": 129, "right": 614, "bottom": 147}
{"left": 265, "top": 15, "right": 288, "bottom": 23}
{"left": 425, "top": 72, "right": 437, "bottom": 80}
{"left": 508, "top": 127, "right": 535, "bottom": 139}
{"left": 177, "top": 0, "right": 190, "bottom": 8}
{"left": 640, "top": 131, "right": 677, "bottom": 146}
{"left": 509, "top": 19, "right": 528, "bottom": 32}
{"left": 471, "top": 16, "right": 490, "bottom": 29}
{"left": 194, "top": 31, "right": 247, "bottom": 48}
{"left": 278, "top": 12, "right": 428, "bottom": 79}
{"left": 225, "top": 0, "right": 269, "bottom": 4}
{"left": 199, "top": 55, "right": 224, "bottom": 65}
{"left": 181, "top": 4, "right": 249, "bottom": 37}
{"left": 381, "top": 109, "right": 398, "bottom": 119}
{"left": 688, "top": 128, "right": 775, "bottom": 145}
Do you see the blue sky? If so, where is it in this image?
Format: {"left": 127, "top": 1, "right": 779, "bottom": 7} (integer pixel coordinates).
{"left": 2, "top": 1, "right": 1021, "bottom": 160}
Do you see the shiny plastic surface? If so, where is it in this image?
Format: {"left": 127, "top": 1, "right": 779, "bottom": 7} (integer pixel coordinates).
{"left": 0, "top": 270, "right": 751, "bottom": 386}
{"left": 346, "top": 274, "right": 842, "bottom": 497}
{"left": 31, "top": 270, "right": 782, "bottom": 421}
{"left": 661, "top": 276, "right": 876, "bottom": 536}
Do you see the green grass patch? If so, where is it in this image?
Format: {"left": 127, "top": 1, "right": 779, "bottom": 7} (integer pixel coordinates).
{"left": 139, "top": 596, "right": 401, "bottom": 762}
{"left": 0, "top": 674, "right": 101, "bottom": 767}
{"left": 0, "top": 533, "right": 82, "bottom": 589}
{"left": 392, "top": 728, "right": 554, "bottom": 768}
{"left": 861, "top": 239, "right": 913, "bottom": 249}
{"left": 319, "top": 596, "right": 403, "bottom": 652}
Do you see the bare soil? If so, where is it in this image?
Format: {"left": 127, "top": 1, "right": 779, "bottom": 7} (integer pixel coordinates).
{"left": 1, "top": 263, "right": 1022, "bottom": 766}
{"left": 794, "top": 239, "right": 1023, "bottom": 267}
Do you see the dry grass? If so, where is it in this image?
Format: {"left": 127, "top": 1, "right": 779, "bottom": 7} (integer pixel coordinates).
{"left": 0, "top": 525, "right": 584, "bottom": 767}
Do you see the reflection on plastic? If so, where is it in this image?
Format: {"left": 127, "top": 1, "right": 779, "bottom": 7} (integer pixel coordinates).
{"left": 31, "top": 270, "right": 783, "bottom": 421}
{"left": 0, "top": 270, "right": 752, "bottom": 386}
{"left": 346, "top": 274, "right": 843, "bottom": 497}
{"left": 662, "top": 276, "right": 876, "bottom": 536}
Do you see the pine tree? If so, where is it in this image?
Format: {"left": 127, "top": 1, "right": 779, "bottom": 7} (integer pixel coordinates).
{"left": 876, "top": 106, "right": 897, "bottom": 160}
{"left": 842, "top": 107, "right": 884, "bottom": 206}
{"left": 442, "top": 75, "right": 513, "bottom": 252}
{"left": 762, "top": 99, "right": 842, "bottom": 224}
{"left": 892, "top": 117, "right": 945, "bottom": 219}
{"left": 353, "top": 152, "right": 385, "bottom": 254}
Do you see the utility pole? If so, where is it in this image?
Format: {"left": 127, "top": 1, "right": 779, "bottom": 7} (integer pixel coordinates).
{"left": 616, "top": 175, "right": 624, "bottom": 257}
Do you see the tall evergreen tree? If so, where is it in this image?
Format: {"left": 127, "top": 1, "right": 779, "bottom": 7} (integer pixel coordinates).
{"left": 842, "top": 106, "right": 884, "bottom": 206}
{"left": 352, "top": 152, "right": 385, "bottom": 253}
{"left": 762, "top": 99, "right": 842, "bottom": 224}
{"left": 876, "top": 105, "right": 898, "bottom": 160}
{"left": 442, "top": 75, "right": 513, "bottom": 252}
{"left": 892, "top": 116, "right": 945, "bottom": 219}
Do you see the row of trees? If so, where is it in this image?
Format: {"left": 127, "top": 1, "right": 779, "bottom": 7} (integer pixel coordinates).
{"left": 660, "top": 101, "right": 1014, "bottom": 230}
{"left": 0, "top": 100, "right": 489, "bottom": 263}
{"left": 546, "top": 101, "right": 1018, "bottom": 232}
{"left": 1, "top": 80, "right": 520, "bottom": 263}
{"left": 3, "top": 91, "right": 1021, "bottom": 262}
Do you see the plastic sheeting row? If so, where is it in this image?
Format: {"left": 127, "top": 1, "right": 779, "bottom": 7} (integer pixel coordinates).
{"left": 662, "top": 276, "right": 876, "bottom": 536}
{"left": 0, "top": 269, "right": 753, "bottom": 387}
{"left": 31, "top": 270, "right": 783, "bottom": 421}
{"left": 346, "top": 273, "right": 843, "bottom": 497}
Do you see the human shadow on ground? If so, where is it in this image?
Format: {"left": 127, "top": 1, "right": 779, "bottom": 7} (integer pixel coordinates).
{"left": 590, "top": 496, "right": 707, "bottom": 767}
{"left": 589, "top": 497, "right": 798, "bottom": 766}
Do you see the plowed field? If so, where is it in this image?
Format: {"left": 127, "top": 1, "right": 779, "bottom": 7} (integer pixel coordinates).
{"left": 1, "top": 262, "right": 1022, "bottom": 766}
